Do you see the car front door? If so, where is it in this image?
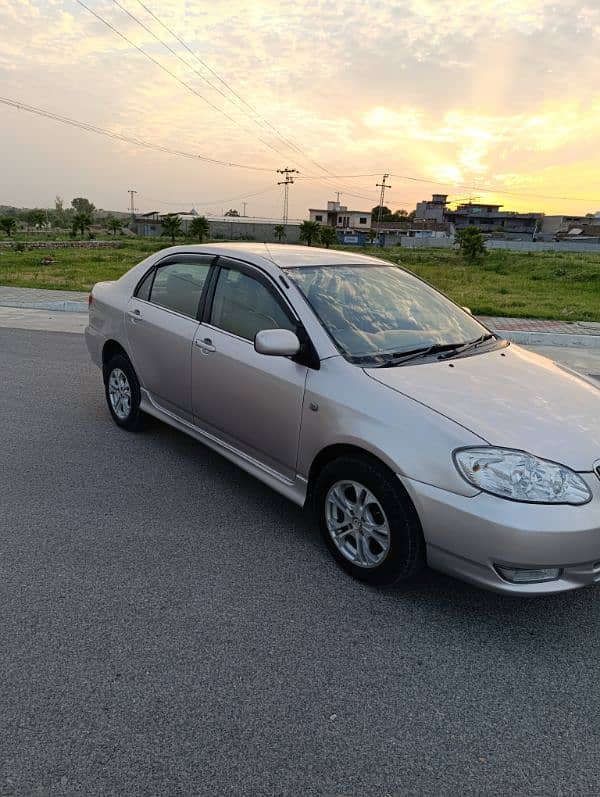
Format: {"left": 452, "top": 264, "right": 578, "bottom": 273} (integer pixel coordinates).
{"left": 191, "top": 258, "right": 309, "bottom": 480}
{"left": 127, "top": 254, "right": 214, "bottom": 421}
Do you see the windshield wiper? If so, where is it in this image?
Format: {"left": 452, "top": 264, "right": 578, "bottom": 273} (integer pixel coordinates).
{"left": 377, "top": 342, "right": 467, "bottom": 367}
{"left": 437, "top": 333, "right": 497, "bottom": 360}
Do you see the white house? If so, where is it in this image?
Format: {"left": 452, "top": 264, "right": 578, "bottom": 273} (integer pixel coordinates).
{"left": 308, "top": 200, "right": 371, "bottom": 229}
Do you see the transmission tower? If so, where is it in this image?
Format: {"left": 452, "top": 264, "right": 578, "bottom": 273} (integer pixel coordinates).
{"left": 277, "top": 168, "right": 299, "bottom": 224}
{"left": 375, "top": 174, "right": 391, "bottom": 226}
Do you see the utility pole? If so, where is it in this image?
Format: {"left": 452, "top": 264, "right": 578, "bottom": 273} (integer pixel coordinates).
{"left": 277, "top": 168, "right": 299, "bottom": 224}
{"left": 128, "top": 189, "right": 138, "bottom": 219}
{"left": 375, "top": 174, "right": 391, "bottom": 227}
{"left": 242, "top": 201, "right": 247, "bottom": 217}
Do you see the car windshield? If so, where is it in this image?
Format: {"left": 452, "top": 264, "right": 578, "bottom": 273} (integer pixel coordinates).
{"left": 287, "top": 263, "right": 491, "bottom": 365}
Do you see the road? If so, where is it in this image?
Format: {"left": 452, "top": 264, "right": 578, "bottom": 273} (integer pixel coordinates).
{"left": 2, "top": 327, "right": 600, "bottom": 796}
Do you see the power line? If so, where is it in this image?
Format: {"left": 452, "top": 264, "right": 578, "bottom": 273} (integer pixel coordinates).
{"left": 74, "top": 0, "right": 294, "bottom": 162}
{"left": 277, "top": 168, "right": 298, "bottom": 224}
{"left": 138, "top": 185, "right": 278, "bottom": 207}
{"left": 107, "top": 0, "right": 309, "bottom": 162}
{"left": 0, "top": 95, "right": 277, "bottom": 172}
{"left": 127, "top": 188, "right": 137, "bottom": 217}
{"left": 2, "top": 93, "right": 598, "bottom": 208}
{"left": 129, "top": 0, "right": 307, "bottom": 158}
{"left": 375, "top": 174, "right": 392, "bottom": 225}
{"left": 123, "top": 0, "right": 340, "bottom": 180}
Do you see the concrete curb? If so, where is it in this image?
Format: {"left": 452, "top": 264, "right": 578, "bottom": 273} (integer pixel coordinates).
{"left": 489, "top": 329, "right": 600, "bottom": 348}
{"left": 0, "top": 300, "right": 88, "bottom": 313}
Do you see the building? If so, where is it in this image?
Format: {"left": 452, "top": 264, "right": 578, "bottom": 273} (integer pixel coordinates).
{"left": 131, "top": 213, "right": 302, "bottom": 243}
{"left": 373, "top": 219, "right": 453, "bottom": 247}
{"left": 415, "top": 194, "right": 449, "bottom": 222}
{"left": 538, "top": 215, "right": 600, "bottom": 241}
{"left": 308, "top": 201, "right": 371, "bottom": 230}
{"left": 415, "top": 194, "right": 543, "bottom": 239}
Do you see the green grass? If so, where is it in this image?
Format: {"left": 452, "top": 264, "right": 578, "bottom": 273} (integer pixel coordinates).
{"left": 1, "top": 238, "right": 599, "bottom": 321}
{"left": 349, "top": 246, "right": 600, "bottom": 321}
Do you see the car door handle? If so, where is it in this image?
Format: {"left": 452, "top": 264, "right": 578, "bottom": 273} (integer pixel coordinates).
{"left": 128, "top": 309, "right": 142, "bottom": 322}
{"left": 195, "top": 337, "right": 216, "bottom": 353}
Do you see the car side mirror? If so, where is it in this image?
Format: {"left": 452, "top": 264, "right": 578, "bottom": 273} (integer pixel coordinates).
{"left": 462, "top": 306, "right": 473, "bottom": 315}
{"left": 254, "top": 329, "right": 301, "bottom": 357}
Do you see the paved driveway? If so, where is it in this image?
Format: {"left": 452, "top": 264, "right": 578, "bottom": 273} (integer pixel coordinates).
{"left": 2, "top": 328, "right": 600, "bottom": 796}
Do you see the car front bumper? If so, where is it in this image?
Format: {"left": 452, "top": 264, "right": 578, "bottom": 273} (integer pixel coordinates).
{"left": 400, "top": 473, "right": 600, "bottom": 595}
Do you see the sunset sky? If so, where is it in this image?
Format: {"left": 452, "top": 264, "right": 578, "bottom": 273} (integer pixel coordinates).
{"left": 1, "top": 0, "right": 600, "bottom": 218}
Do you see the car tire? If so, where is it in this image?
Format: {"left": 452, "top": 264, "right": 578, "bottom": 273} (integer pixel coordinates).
{"left": 104, "top": 353, "right": 144, "bottom": 432}
{"left": 313, "top": 455, "right": 425, "bottom": 586}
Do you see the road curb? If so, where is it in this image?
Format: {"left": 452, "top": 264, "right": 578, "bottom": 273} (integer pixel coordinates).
{"left": 490, "top": 329, "right": 600, "bottom": 348}
{"left": 0, "top": 300, "right": 88, "bottom": 313}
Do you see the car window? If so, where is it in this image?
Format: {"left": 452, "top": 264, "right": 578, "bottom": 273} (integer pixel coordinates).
{"left": 148, "top": 261, "right": 210, "bottom": 319}
{"left": 288, "top": 264, "right": 488, "bottom": 363}
{"left": 135, "top": 269, "right": 154, "bottom": 301}
{"left": 210, "top": 266, "right": 296, "bottom": 340}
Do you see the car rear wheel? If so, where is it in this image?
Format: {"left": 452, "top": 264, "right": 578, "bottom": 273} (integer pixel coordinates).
{"left": 104, "top": 354, "right": 144, "bottom": 431}
{"left": 314, "top": 456, "right": 424, "bottom": 586}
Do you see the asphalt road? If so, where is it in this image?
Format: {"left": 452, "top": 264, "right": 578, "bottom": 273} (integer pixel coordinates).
{"left": 2, "top": 328, "right": 600, "bottom": 796}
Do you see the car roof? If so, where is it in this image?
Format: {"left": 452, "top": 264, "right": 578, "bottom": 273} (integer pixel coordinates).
{"left": 159, "top": 242, "right": 389, "bottom": 269}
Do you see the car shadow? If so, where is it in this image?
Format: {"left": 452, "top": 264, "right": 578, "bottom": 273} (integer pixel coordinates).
{"left": 134, "top": 410, "right": 600, "bottom": 640}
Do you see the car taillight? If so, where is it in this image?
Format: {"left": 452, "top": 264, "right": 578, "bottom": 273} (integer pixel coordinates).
{"left": 88, "top": 293, "right": 93, "bottom": 306}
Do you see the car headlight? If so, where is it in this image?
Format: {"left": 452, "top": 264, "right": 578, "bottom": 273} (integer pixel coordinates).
{"left": 453, "top": 447, "right": 592, "bottom": 505}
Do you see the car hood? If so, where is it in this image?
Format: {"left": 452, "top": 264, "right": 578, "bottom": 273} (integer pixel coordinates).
{"left": 365, "top": 343, "right": 600, "bottom": 471}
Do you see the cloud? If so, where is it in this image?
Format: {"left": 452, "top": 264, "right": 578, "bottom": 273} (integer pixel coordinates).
{"left": 0, "top": 0, "right": 599, "bottom": 214}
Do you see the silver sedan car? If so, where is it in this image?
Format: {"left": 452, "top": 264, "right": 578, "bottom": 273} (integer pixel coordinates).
{"left": 85, "top": 243, "right": 600, "bottom": 595}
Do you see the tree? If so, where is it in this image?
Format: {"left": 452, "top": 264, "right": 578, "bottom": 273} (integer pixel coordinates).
{"left": 224, "top": 208, "right": 239, "bottom": 217}
{"left": 189, "top": 216, "right": 210, "bottom": 242}
{"left": 161, "top": 214, "right": 182, "bottom": 244}
{"left": 28, "top": 209, "right": 46, "bottom": 229}
{"left": 273, "top": 224, "right": 286, "bottom": 242}
{"left": 0, "top": 216, "right": 17, "bottom": 237}
{"left": 105, "top": 215, "right": 122, "bottom": 236}
{"left": 319, "top": 225, "right": 338, "bottom": 248}
{"left": 299, "top": 220, "right": 321, "bottom": 247}
{"left": 455, "top": 225, "right": 487, "bottom": 262}
{"left": 72, "top": 212, "right": 92, "bottom": 237}
{"left": 371, "top": 204, "right": 394, "bottom": 223}
{"left": 71, "top": 197, "right": 95, "bottom": 218}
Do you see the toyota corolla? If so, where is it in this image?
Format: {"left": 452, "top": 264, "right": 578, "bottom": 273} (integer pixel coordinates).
{"left": 85, "top": 243, "right": 600, "bottom": 595}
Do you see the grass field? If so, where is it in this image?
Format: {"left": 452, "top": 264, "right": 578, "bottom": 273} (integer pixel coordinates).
{"left": 1, "top": 238, "right": 599, "bottom": 321}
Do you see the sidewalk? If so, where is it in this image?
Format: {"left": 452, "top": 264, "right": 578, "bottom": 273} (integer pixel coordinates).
{"left": 1, "top": 286, "right": 599, "bottom": 347}
{"left": 0, "top": 286, "right": 88, "bottom": 312}
{"left": 478, "top": 316, "right": 600, "bottom": 348}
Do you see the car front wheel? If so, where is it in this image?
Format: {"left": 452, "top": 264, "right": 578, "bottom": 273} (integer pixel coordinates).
{"left": 104, "top": 354, "right": 144, "bottom": 431}
{"left": 314, "top": 455, "right": 424, "bottom": 586}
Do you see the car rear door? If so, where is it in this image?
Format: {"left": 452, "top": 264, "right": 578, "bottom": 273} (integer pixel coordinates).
{"left": 191, "top": 257, "right": 308, "bottom": 480}
{"left": 126, "top": 254, "right": 214, "bottom": 421}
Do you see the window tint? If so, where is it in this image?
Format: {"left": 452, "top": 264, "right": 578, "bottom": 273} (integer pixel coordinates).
{"left": 136, "top": 269, "right": 154, "bottom": 301}
{"left": 149, "top": 261, "right": 210, "bottom": 318}
{"left": 210, "top": 267, "right": 296, "bottom": 340}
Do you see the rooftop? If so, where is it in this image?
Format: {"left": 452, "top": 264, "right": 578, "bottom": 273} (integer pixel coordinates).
{"left": 155, "top": 242, "right": 388, "bottom": 269}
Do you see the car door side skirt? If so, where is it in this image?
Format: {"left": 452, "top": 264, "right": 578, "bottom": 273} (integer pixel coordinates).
{"left": 140, "top": 388, "right": 308, "bottom": 507}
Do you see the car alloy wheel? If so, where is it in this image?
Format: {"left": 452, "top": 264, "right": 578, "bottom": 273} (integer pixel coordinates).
{"left": 325, "top": 480, "right": 391, "bottom": 568}
{"left": 108, "top": 367, "right": 132, "bottom": 420}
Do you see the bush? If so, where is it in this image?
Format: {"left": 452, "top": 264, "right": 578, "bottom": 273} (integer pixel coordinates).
{"left": 455, "top": 226, "right": 487, "bottom": 262}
